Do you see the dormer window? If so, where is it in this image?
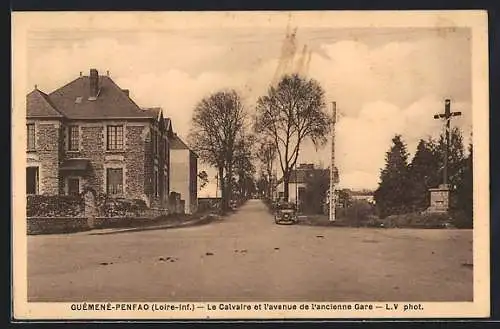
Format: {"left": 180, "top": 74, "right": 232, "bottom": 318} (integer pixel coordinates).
{"left": 68, "top": 125, "right": 79, "bottom": 151}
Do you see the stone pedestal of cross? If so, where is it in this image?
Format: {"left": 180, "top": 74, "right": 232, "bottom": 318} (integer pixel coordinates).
{"left": 428, "top": 99, "right": 462, "bottom": 213}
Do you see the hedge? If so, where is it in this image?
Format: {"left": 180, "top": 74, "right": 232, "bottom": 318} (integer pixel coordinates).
{"left": 27, "top": 195, "right": 84, "bottom": 217}
{"left": 97, "top": 197, "right": 148, "bottom": 217}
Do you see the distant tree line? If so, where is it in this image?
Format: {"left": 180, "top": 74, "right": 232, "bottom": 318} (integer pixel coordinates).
{"left": 374, "top": 128, "right": 473, "bottom": 227}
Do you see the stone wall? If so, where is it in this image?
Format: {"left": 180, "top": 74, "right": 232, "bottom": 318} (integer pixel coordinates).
{"left": 61, "top": 121, "right": 152, "bottom": 203}
{"left": 29, "top": 118, "right": 170, "bottom": 214}
{"left": 93, "top": 216, "right": 153, "bottom": 229}
{"left": 27, "top": 217, "right": 90, "bottom": 235}
{"left": 76, "top": 124, "right": 105, "bottom": 191}
{"left": 144, "top": 124, "right": 169, "bottom": 210}
{"left": 35, "top": 121, "right": 62, "bottom": 195}
{"left": 126, "top": 125, "right": 148, "bottom": 199}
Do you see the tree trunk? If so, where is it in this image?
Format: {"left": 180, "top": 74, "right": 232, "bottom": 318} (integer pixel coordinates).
{"left": 224, "top": 164, "right": 233, "bottom": 211}
{"left": 218, "top": 166, "right": 226, "bottom": 213}
{"left": 267, "top": 169, "right": 273, "bottom": 200}
{"left": 283, "top": 171, "right": 290, "bottom": 202}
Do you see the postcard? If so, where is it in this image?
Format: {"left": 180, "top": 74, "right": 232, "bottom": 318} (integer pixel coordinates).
{"left": 12, "top": 10, "right": 489, "bottom": 320}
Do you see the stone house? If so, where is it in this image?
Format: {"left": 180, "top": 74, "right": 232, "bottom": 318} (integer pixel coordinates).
{"left": 26, "top": 68, "right": 173, "bottom": 211}
{"left": 169, "top": 133, "right": 198, "bottom": 214}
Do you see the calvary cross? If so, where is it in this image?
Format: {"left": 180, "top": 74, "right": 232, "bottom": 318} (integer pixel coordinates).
{"left": 433, "top": 99, "right": 462, "bottom": 186}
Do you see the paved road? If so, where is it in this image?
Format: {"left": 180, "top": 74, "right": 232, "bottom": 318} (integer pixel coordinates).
{"left": 28, "top": 199, "right": 473, "bottom": 302}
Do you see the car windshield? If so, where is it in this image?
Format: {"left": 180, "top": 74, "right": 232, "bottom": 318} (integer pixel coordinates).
{"left": 277, "top": 203, "right": 295, "bottom": 210}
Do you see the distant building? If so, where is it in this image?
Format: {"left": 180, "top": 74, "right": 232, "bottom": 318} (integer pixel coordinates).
{"left": 350, "top": 190, "right": 375, "bottom": 204}
{"left": 274, "top": 163, "right": 329, "bottom": 205}
{"left": 169, "top": 133, "right": 198, "bottom": 214}
{"left": 26, "top": 68, "right": 173, "bottom": 211}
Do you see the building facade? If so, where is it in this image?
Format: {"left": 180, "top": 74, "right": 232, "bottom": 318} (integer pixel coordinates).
{"left": 169, "top": 133, "right": 198, "bottom": 214}
{"left": 26, "top": 69, "right": 173, "bottom": 210}
{"left": 275, "top": 163, "right": 330, "bottom": 206}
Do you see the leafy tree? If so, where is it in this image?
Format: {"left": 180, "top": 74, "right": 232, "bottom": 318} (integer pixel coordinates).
{"left": 256, "top": 139, "right": 277, "bottom": 199}
{"left": 407, "top": 138, "right": 441, "bottom": 211}
{"left": 338, "top": 188, "right": 353, "bottom": 209}
{"left": 197, "top": 171, "right": 209, "bottom": 190}
{"left": 189, "top": 90, "right": 246, "bottom": 212}
{"left": 434, "top": 127, "right": 466, "bottom": 189}
{"left": 452, "top": 140, "right": 473, "bottom": 227}
{"left": 256, "top": 173, "right": 268, "bottom": 197}
{"left": 254, "top": 73, "right": 331, "bottom": 201}
{"left": 374, "top": 135, "right": 411, "bottom": 218}
{"left": 233, "top": 135, "right": 257, "bottom": 199}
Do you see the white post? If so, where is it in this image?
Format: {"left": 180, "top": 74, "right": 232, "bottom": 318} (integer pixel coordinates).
{"left": 329, "top": 101, "right": 337, "bottom": 222}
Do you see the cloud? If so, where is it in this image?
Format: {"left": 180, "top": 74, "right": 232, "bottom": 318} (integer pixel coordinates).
{"left": 296, "top": 96, "right": 472, "bottom": 190}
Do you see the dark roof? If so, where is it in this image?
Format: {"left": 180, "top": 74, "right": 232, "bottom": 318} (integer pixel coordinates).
{"left": 27, "top": 89, "right": 64, "bottom": 118}
{"left": 48, "top": 75, "right": 156, "bottom": 120}
{"left": 142, "top": 107, "right": 162, "bottom": 120}
{"left": 170, "top": 134, "right": 190, "bottom": 150}
{"left": 60, "top": 158, "right": 91, "bottom": 171}
{"left": 163, "top": 118, "right": 174, "bottom": 137}
{"left": 164, "top": 118, "right": 171, "bottom": 131}
{"left": 276, "top": 168, "right": 330, "bottom": 184}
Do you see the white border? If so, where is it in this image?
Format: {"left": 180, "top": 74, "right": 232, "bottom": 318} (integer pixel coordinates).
{"left": 11, "top": 10, "right": 489, "bottom": 320}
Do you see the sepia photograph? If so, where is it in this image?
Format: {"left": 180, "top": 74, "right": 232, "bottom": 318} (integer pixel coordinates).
{"left": 12, "top": 11, "right": 489, "bottom": 319}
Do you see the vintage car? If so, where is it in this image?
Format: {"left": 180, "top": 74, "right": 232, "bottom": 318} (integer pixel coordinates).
{"left": 274, "top": 202, "right": 298, "bottom": 224}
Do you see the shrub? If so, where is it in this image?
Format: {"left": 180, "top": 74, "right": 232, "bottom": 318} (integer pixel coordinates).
{"left": 336, "top": 200, "right": 376, "bottom": 226}
{"left": 450, "top": 210, "right": 472, "bottom": 229}
{"left": 381, "top": 212, "right": 452, "bottom": 228}
{"left": 96, "top": 197, "right": 148, "bottom": 217}
{"left": 27, "top": 195, "right": 84, "bottom": 217}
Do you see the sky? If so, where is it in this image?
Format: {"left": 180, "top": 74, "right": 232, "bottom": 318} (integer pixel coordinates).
{"left": 26, "top": 23, "right": 472, "bottom": 195}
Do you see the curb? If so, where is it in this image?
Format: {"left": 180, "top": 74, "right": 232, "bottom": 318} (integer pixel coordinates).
{"left": 84, "top": 214, "right": 220, "bottom": 235}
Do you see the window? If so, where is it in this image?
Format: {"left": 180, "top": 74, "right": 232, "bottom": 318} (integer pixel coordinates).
{"left": 107, "top": 125, "right": 124, "bottom": 150}
{"left": 67, "top": 177, "right": 80, "bottom": 196}
{"left": 106, "top": 168, "right": 123, "bottom": 195}
{"left": 26, "top": 167, "right": 39, "bottom": 194}
{"left": 68, "top": 126, "right": 79, "bottom": 151}
{"left": 27, "top": 124, "right": 35, "bottom": 151}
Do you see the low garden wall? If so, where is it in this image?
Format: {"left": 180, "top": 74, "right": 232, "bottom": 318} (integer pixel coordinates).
{"left": 27, "top": 217, "right": 90, "bottom": 235}
{"left": 26, "top": 194, "right": 173, "bottom": 235}
{"left": 93, "top": 217, "right": 155, "bottom": 229}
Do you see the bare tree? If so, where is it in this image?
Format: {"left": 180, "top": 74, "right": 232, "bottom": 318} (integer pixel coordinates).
{"left": 233, "top": 134, "right": 257, "bottom": 199}
{"left": 256, "top": 139, "right": 276, "bottom": 199}
{"left": 255, "top": 73, "right": 330, "bottom": 201}
{"left": 188, "top": 90, "right": 245, "bottom": 212}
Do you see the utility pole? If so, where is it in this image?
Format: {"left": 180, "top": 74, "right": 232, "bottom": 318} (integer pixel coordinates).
{"left": 433, "top": 99, "right": 462, "bottom": 187}
{"left": 329, "top": 101, "right": 337, "bottom": 222}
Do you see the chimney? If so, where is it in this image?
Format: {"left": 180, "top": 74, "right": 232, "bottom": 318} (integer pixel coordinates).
{"left": 122, "top": 89, "right": 129, "bottom": 97}
{"left": 89, "top": 68, "right": 99, "bottom": 100}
